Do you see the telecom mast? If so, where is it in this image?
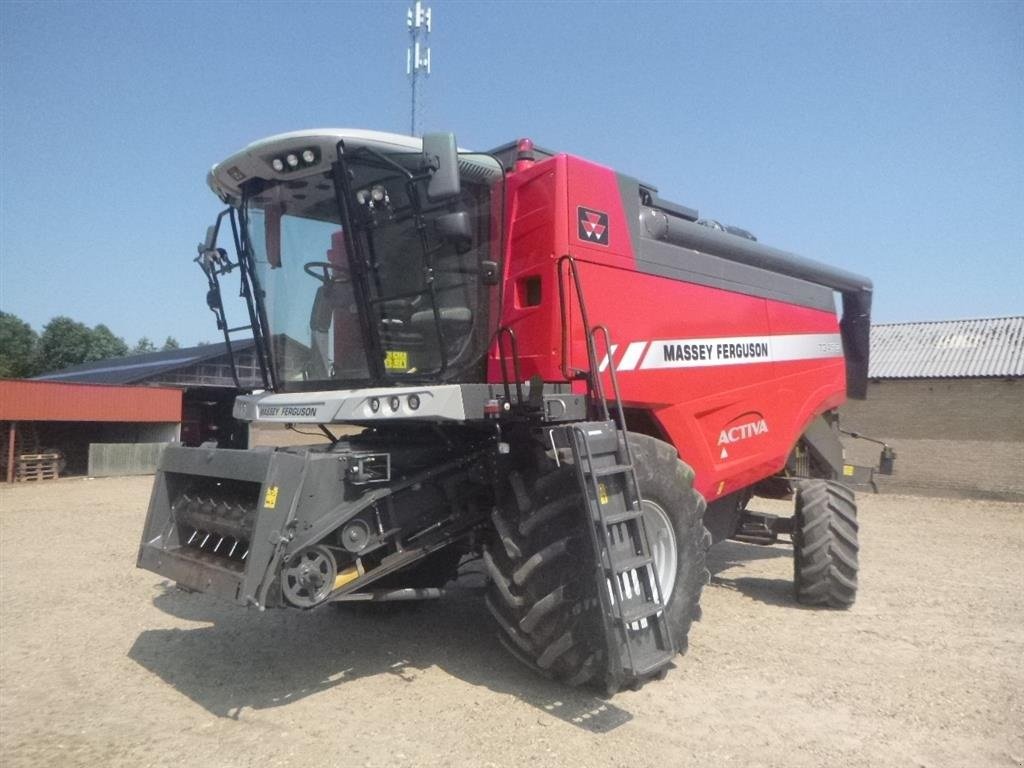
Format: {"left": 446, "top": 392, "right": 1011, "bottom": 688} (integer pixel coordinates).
{"left": 406, "top": 1, "right": 431, "bottom": 136}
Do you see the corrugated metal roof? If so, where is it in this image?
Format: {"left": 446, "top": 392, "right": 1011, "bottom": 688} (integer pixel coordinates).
{"left": 869, "top": 316, "right": 1024, "bottom": 379}
{"left": 34, "top": 340, "right": 255, "bottom": 385}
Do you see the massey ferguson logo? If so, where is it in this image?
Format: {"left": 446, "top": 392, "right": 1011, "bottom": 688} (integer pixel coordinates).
{"left": 718, "top": 418, "right": 769, "bottom": 445}
{"left": 578, "top": 207, "right": 609, "bottom": 245}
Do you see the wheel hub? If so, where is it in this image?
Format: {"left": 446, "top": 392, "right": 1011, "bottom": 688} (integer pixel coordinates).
{"left": 641, "top": 499, "right": 678, "bottom": 601}
{"left": 282, "top": 545, "right": 337, "bottom": 607}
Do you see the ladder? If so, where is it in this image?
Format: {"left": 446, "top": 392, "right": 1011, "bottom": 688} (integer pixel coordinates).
{"left": 563, "top": 420, "right": 676, "bottom": 688}
{"left": 556, "top": 256, "right": 676, "bottom": 689}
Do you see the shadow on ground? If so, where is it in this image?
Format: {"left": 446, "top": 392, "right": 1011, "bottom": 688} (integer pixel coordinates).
{"left": 707, "top": 540, "right": 800, "bottom": 608}
{"left": 130, "top": 542, "right": 796, "bottom": 727}
{"left": 128, "top": 580, "right": 635, "bottom": 732}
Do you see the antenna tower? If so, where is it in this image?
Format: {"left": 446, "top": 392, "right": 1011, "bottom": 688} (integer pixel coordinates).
{"left": 406, "top": 1, "right": 431, "bottom": 136}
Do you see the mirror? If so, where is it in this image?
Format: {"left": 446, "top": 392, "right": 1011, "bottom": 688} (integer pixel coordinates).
{"left": 264, "top": 203, "right": 284, "bottom": 268}
{"left": 202, "top": 224, "right": 217, "bottom": 252}
{"left": 423, "top": 132, "right": 460, "bottom": 201}
{"left": 436, "top": 211, "right": 472, "bottom": 253}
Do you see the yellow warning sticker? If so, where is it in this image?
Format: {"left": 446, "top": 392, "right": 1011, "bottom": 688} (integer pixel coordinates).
{"left": 384, "top": 350, "right": 408, "bottom": 370}
{"left": 264, "top": 486, "right": 279, "bottom": 509}
{"left": 843, "top": 465, "right": 855, "bottom": 477}
{"left": 598, "top": 483, "right": 609, "bottom": 505}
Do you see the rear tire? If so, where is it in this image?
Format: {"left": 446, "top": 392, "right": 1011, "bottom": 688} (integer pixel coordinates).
{"left": 792, "top": 479, "right": 859, "bottom": 608}
{"left": 484, "top": 433, "right": 710, "bottom": 691}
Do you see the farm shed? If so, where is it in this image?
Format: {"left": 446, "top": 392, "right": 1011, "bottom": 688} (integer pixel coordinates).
{"left": 35, "top": 340, "right": 262, "bottom": 448}
{"left": 840, "top": 316, "right": 1024, "bottom": 501}
{"left": 0, "top": 379, "right": 182, "bottom": 480}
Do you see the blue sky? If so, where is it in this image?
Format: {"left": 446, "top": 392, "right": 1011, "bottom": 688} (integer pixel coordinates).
{"left": 1, "top": 1, "right": 1021, "bottom": 346}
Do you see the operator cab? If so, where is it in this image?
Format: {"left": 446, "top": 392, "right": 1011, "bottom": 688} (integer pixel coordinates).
{"left": 206, "top": 130, "right": 503, "bottom": 392}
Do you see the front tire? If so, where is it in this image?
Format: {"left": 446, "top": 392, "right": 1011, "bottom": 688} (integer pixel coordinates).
{"left": 792, "top": 479, "right": 859, "bottom": 608}
{"left": 484, "top": 433, "right": 710, "bottom": 691}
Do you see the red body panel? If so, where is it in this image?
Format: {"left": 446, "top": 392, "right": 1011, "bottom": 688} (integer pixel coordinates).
{"left": 488, "top": 155, "right": 846, "bottom": 500}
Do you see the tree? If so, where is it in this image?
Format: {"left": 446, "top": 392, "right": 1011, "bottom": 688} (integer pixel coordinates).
{"left": 0, "top": 312, "right": 39, "bottom": 378}
{"left": 35, "top": 316, "right": 94, "bottom": 372}
{"left": 34, "top": 317, "right": 129, "bottom": 373}
{"left": 162, "top": 336, "right": 180, "bottom": 350}
{"left": 88, "top": 324, "right": 129, "bottom": 361}
{"left": 132, "top": 337, "right": 157, "bottom": 354}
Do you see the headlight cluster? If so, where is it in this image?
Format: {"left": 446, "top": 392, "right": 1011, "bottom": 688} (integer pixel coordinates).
{"left": 355, "top": 184, "right": 389, "bottom": 207}
{"left": 368, "top": 393, "right": 421, "bottom": 414}
{"left": 269, "top": 147, "right": 319, "bottom": 173}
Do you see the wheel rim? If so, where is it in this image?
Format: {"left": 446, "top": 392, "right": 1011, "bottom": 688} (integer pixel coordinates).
{"left": 641, "top": 499, "right": 678, "bottom": 601}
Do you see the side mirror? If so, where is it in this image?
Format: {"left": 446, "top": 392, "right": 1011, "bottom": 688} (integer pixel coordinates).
{"left": 202, "top": 224, "right": 218, "bottom": 252}
{"left": 423, "top": 132, "right": 460, "bottom": 201}
{"left": 436, "top": 211, "right": 472, "bottom": 253}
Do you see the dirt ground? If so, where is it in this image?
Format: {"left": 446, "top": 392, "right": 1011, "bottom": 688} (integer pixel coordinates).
{"left": 1, "top": 477, "right": 1021, "bottom": 768}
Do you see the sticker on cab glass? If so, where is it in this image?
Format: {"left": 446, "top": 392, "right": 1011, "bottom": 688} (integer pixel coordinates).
{"left": 843, "top": 465, "right": 855, "bottom": 477}
{"left": 264, "top": 486, "right": 279, "bottom": 509}
{"left": 577, "top": 207, "right": 609, "bottom": 245}
{"left": 384, "top": 350, "right": 408, "bottom": 370}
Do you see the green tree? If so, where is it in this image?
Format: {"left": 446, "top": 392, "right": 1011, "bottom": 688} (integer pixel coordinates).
{"left": 132, "top": 337, "right": 157, "bottom": 354}
{"left": 35, "top": 316, "right": 94, "bottom": 372}
{"left": 0, "top": 311, "right": 39, "bottom": 378}
{"left": 35, "top": 317, "right": 129, "bottom": 373}
{"left": 88, "top": 324, "right": 129, "bottom": 361}
{"left": 162, "top": 336, "right": 180, "bottom": 350}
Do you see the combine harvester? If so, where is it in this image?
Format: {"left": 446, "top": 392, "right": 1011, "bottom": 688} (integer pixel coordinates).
{"left": 138, "top": 129, "right": 890, "bottom": 693}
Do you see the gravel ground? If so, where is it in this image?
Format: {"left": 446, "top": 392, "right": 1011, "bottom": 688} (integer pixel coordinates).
{"left": 1, "top": 476, "right": 1021, "bottom": 768}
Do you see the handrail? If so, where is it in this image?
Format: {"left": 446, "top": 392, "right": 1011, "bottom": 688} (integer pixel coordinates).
{"left": 493, "top": 326, "right": 524, "bottom": 406}
{"left": 556, "top": 255, "right": 607, "bottom": 415}
{"left": 590, "top": 325, "right": 631, "bottom": 463}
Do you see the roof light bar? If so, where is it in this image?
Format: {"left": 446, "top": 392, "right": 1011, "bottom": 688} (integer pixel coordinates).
{"left": 269, "top": 147, "right": 320, "bottom": 174}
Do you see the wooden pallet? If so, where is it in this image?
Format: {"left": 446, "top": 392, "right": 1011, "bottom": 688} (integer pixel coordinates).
{"left": 15, "top": 453, "right": 61, "bottom": 482}
{"left": 1, "top": 423, "right": 41, "bottom": 476}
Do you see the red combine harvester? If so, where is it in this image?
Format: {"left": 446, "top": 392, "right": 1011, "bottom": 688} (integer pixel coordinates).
{"left": 137, "top": 130, "right": 888, "bottom": 693}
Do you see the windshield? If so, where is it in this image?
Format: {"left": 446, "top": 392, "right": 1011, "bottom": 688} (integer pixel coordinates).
{"left": 243, "top": 149, "right": 502, "bottom": 390}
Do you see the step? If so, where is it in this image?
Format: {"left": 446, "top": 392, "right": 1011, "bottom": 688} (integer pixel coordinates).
{"left": 590, "top": 463, "right": 633, "bottom": 477}
{"left": 629, "top": 649, "right": 676, "bottom": 677}
{"left": 609, "top": 553, "right": 654, "bottom": 575}
{"left": 618, "top": 599, "right": 665, "bottom": 625}
{"left": 600, "top": 509, "right": 642, "bottom": 526}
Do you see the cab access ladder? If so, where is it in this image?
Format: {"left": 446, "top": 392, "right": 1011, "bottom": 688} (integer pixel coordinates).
{"left": 556, "top": 256, "right": 676, "bottom": 691}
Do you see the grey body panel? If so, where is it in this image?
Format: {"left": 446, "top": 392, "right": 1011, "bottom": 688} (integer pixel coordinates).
{"left": 136, "top": 433, "right": 496, "bottom": 610}
{"left": 636, "top": 235, "right": 836, "bottom": 312}
{"left": 799, "top": 415, "right": 845, "bottom": 479}
{"left": 636, "top": 205, "right": 871, "bottom": 294}
{"left": 614, "top": 174, "right": 837, "bottom": 312}
{"left": 233, "top": 382, "right": 586, "bottom": 425}
{"left": 616, "top": 175, "right": 872, "bottom": 302}
{"left": 138, "top": 446, "right": 306, "bottom": 607}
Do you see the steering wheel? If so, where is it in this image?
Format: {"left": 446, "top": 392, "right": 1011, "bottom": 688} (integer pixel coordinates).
{"left": 303, "top": 261, "right": 351, "bottom": 283}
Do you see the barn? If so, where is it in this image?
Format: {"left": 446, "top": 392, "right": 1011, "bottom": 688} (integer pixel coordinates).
{"left": 0, "top": 380, "right": 182, "bottom": 481}
{"left": 35, "top": 340, "right": 262, "bottom": 448}
{"left": 840, "top": 316, "right": 1024, "bottom": 501}
{"left": 1, "top": 341, "right": 264, "bottom": 482}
